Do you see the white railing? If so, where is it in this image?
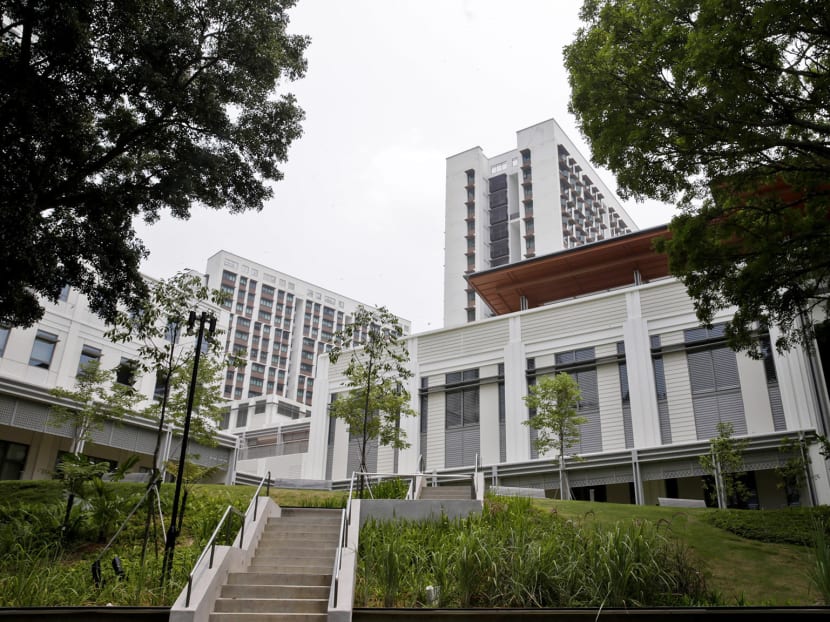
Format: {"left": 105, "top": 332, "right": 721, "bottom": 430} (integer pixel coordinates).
{"left": 184, "top": 471, "right": 271, "bottom": 606}
{"left": 329, "top": 472, "right": 358, "bottom": 612}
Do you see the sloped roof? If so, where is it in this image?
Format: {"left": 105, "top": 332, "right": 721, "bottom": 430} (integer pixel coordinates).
{"left": 467, "top": 225, "right": 671, "bottom": 315}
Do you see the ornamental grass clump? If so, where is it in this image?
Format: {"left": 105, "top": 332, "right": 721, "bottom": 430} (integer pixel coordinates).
{"left": 356, "top": 496, "right": 713, "bottom": 608}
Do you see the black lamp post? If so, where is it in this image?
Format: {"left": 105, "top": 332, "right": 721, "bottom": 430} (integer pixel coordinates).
{"left": 160, "top": 310, "right": 216, "bottom": 587}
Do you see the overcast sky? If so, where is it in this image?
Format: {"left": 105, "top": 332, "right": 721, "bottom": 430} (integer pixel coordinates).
{"left": 135, "top": 0, "right": 676, "bottom": 333}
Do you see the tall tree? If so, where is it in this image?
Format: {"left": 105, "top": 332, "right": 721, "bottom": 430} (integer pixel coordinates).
{"left": 0, "top": 0, "right": 308, "bottom": 328}
{"left": 107, "top": 272, "right": 235, "bottom": 479}
{"left": 564, "top": 0, "right": 830, "bottom": 354}
{"left": 49, "top": 360, "right": 140, "bottom": 532}
{"left": 50, "top": 360, "right": 140, "bottom": 456}
{"left": 329, "top": 306, "right": 415, "bottom": 495}
{"left": 523, "top": 373, "right": 584, "bottom": 501}
{"left": 699, "top": 422, "right": 750, "bottom": 509}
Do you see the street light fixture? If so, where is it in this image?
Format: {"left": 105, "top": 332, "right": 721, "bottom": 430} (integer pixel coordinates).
{"left": 160, "top": 310, "right": 216, "bottom": 587}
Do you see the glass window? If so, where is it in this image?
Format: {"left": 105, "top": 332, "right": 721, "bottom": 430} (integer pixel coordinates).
{"left": 154, "top": 370, "right": 168, "bottom": 402}
{"left": 236, "top": 404, "right": 248, "bottom": 427}
{"left": 115, "top": 358, "right": 138, "bottom": 386}
{"left": 0, "top": 440, "right": 29, "bottom": 480}
{"left": 0, "top": 326, "right": 9, "bottom": 357}
{"left": 77, "top": 345, "right": 102, "bottom": 374}
{"left": 29, "top": 330, "right": 58, "bottom": 369}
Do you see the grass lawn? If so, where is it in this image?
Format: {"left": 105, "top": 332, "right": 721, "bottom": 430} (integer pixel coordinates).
{"left": 0, "top": 481, "right": 823, "bottom": 607}
{"left": 534, "top": 499, "right": 819, "bottom": 605}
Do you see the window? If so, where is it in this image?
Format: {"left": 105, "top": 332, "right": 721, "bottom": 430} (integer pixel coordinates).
{"left": 219, "top": 409, "right": 231, "bottom": 430}
{"left": 77, "top": 345, "right": 102, "bottom": 374}
{"left": 236, "top": 404, "right": 248, "bottom": 427}
{"left": 0, "top": 325, "right": 9, "bottom": 357}
{"left": 616, "top": 343, "right": 634, "bottom": 449}
{"left": 685, "top": 325, "right": 746, "bottom": 439}
{"left": 255, "top": 400, "right": 266, "bottom": 414}
{"left": 445, "top": 369, "right": 480, "bottom": 467}
{"left": 0, "top": 440, "right": 28, "bottom": 480}
{"left": 116, "top": 358, "right": 138, "bottom": 386}
{"left": 58, "top": 284, "right": 70, "bottom": 302}
{"left": 154, "top": 370, "right": 168, "bottom": 402}
{"left": 29, "top": 330, "right": 58, "bottom": 369}
{"left": 760, "top": 335, "right": 786, "bottom": 431}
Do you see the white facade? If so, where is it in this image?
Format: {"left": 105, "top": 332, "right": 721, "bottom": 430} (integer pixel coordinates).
{"left": 312, "top": 274, "right": 830, "bottom": 508}
{"left": 444, "top": 119, "right": 638, "bottom": 327}
{"left": 203, "top": 250, "right": 410, "bottom": 481}
{"left": 0, "top": 285, "right": 238, "bottom": 482}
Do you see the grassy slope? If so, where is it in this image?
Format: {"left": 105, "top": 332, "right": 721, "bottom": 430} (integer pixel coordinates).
{"left": 0, "top": 482, "right": 818, "bottom": 606}
{"left": 535, "top": 499, "right": 816, "bottom": 605}
{"left": 0, "top": 482, "right": 344, "bottom": 607}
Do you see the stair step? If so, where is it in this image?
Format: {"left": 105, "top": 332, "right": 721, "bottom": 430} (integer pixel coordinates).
{"left": 214, "top": 597, "right": 327, "bottom": 614}
{"left": 209, "top": 613, "right": 326, "bottom": 622}
{"left": 259, "top": 530, "right": 340, "bottom": 540}
{"left": 249, "top": 564, "right": 334, "bottom": 574}
{"left": 227, "top": 572, "right": 331, "bottom": 587}
{"left": 265, "top": 518, "right": 341, "bottom": 526}
{"left": 251, "top": 557, "right": 335, "bottom": 568}
{"left": 420, "top": 486, "right": 473, "bottom": 499}
{"left": 255, "top": 545, "right": 337, "bottom": 556}
{"left": 206, "top": 509, "right": 339, "bottom": 620}
{"left": 221, "top": 584, "right": 330, "bottom": 600}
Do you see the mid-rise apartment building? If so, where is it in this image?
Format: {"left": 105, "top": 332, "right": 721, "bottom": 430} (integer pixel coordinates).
{"left": 205, "top": 250, "right": 411, "bottom": 418}
{"left": 0, "top": 283, "right": 238, "bottom": 482}
{"left": 203, "top": 251, "right": 411, "bottom": 481}
{"left": 444, "top": 119, "right": 638, "bottom": 326}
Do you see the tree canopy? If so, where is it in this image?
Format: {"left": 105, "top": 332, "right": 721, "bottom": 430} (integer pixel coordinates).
{"left": 329, "top": 306, "right": 415, "bottom": 486}
{"left": 523, "top": 373, "right": 584, "bottom": 500}
{"left": 107, "top": 272, "right": 236, "bottom": 474}
{"left": 564, "top": 0, "right": 830, "bottom": 354}
{"left": 0, "top": 0, "right": 308, "bottom": 328}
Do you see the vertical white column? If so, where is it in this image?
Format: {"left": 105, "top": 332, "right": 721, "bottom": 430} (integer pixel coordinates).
{"left": 504, "top": 316, "right": 530, "bottom": 462}
{"left": 622, "top": 291, "right": 661, "bottom": 448}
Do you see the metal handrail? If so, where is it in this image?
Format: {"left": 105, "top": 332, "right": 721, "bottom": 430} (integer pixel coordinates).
{"left": 184, "top": 471, "right": 270, "bottom": 607}
{"left": 329, "top": 471, "right": 358, "bottom": 611}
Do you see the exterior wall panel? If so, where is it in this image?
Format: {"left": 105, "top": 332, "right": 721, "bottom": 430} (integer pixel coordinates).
{"left": 598, "top": 363, "right": 626, "bottom": 452}
{"left": 639, "top": 282, "right": 694, "bottom": 319}
{"left": 662, "top": 352, "right": 697, "bottom": 443}
{"left": 521, "top": 295, "right": 627, "bottom": 344}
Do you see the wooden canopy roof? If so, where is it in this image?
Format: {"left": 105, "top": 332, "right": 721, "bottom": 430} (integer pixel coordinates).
{"left": 467, "top": 225, "right": 671, "bottom": 315}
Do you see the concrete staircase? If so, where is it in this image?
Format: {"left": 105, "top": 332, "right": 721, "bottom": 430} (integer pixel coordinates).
{"left": 210, "top": 507, "right": 341, "bottom": 622}
{"left": 419, "top": 484, "right": 474, "bottom": 500}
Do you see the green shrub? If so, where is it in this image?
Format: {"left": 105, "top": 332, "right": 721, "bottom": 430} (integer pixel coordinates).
{"left": 705, "top": 506, "right": 830, "bottom": 545}
{"left": 356, "top": 496, "right": 713, "bottom": 608}
{"left": 361, "top": 478, "right": 409, "bottom": 500}
{"left": 0, "top": 481, "right": 260, "bottom": 606}
{"left": 808, "top": 517, "right": 830, "bottom": 604}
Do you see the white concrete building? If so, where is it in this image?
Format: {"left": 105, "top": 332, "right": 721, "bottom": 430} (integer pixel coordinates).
{"left": 204, "top": 250, "right": 410, "bottom": 482}
{"left": 312, "top": 227, "right": 830, "bottom": 507}
{"left": 0, "top": 283, "right": 238, "bottom": 482}
{"left": 444, "top": 118, "right": 638, "bottom": 327}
